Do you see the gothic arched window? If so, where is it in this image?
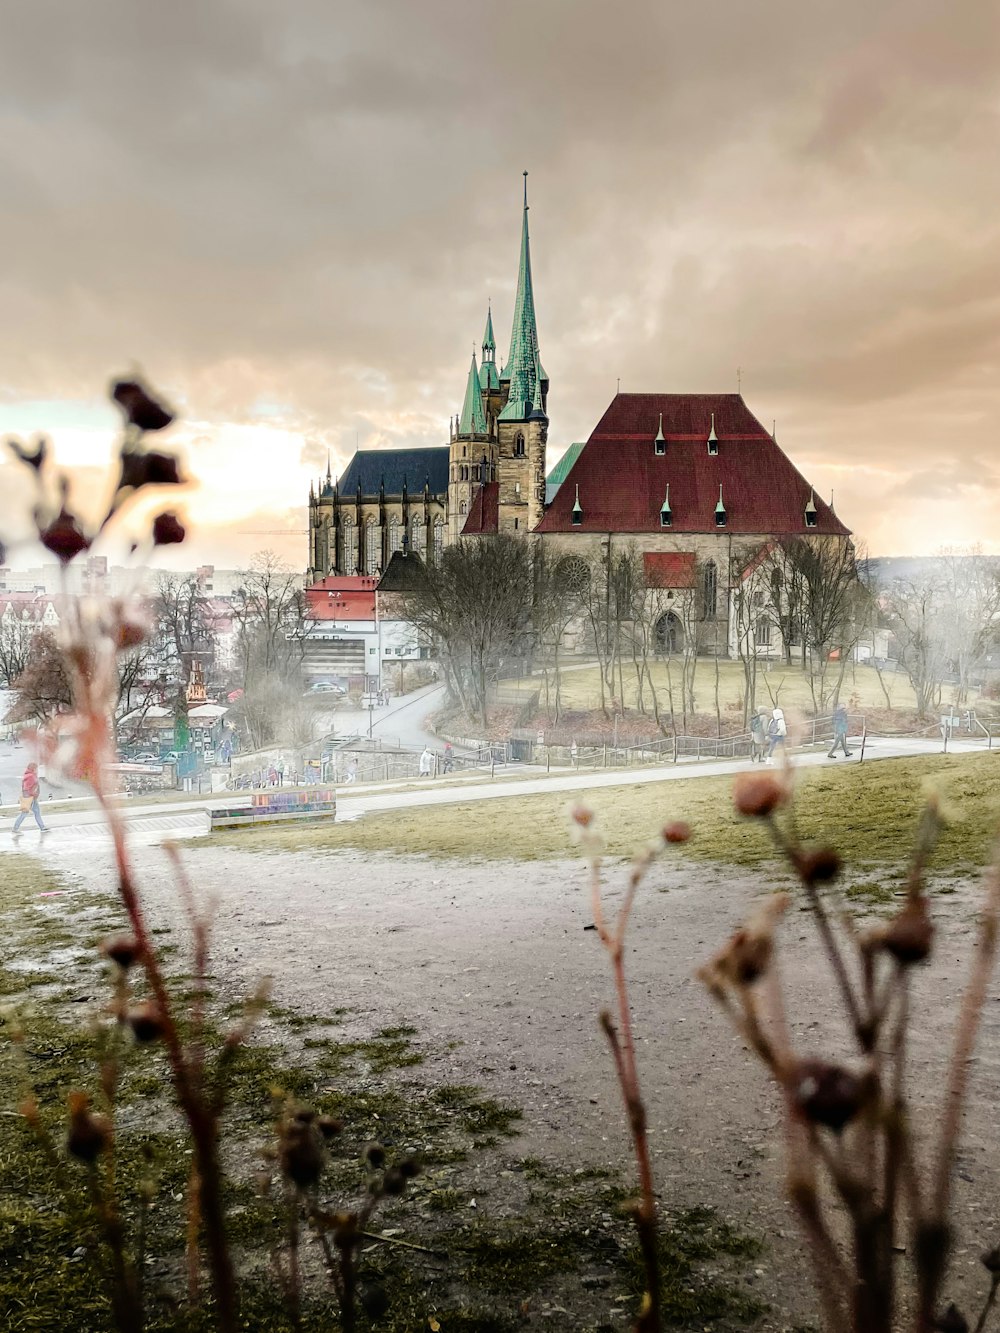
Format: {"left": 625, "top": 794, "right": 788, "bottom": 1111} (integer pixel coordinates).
{"left": 339, "top": 516, "right": 354, "bottom": 573}
{"left": 364, "top": 518, "right": 379, "bottom": 575}
{"left": 433, "top": 518, "right": 445, "bottom": 563}
{"left": 514, "top": 433, "right": 526, "bottom": 457}
{"left": 702, "top": 560, "right": 718, "bottom": 621}
{"left": 459, "top": 500, "right": 468, "bottom": 516}
{"left": 411, "top": 516, "right": 425, "bottom": 556}
{"left": 389, "top": 515, "right": 401, "bottom": 555}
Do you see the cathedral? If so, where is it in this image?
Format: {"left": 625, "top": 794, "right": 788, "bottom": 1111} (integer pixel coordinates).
{"left": 307, "top": 178, "right": 850, "bottom": 655}
{"left": 308, "top": 174, "right": 549, "bottom": 582}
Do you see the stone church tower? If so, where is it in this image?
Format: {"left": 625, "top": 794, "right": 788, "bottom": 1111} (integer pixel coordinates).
{"left": 495, "top": 173, "right": 547, "bottom": 536}
{"left": 448, "top": 174, "right": 547, "bottom": 540}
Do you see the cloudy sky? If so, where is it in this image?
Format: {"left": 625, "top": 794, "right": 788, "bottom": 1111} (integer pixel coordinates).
{"left": 0, "top": 0, "right": 997, "bottom": 568}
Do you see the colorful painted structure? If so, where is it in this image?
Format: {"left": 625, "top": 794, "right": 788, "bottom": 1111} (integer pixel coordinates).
{"left": 209, "top": 787, "right": 337, "bottom": 831}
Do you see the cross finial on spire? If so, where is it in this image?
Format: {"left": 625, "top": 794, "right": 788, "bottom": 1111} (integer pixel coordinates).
{"left": 523, "top": 170, "right": 528, "bottom": 209}
{"left": 737, "top": 367, "right": 742, "bottom": 393}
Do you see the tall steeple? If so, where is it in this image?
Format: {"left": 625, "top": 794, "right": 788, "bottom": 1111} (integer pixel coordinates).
{"left": 458, "top": 350, "right": 488, "bottom": 436}
{"left": 499, "top": 172, "right": 547, "bottom": 422}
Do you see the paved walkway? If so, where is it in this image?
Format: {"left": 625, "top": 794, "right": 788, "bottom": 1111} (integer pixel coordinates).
{"left": 2, "top": 733, "right": 989, "bottom": 851}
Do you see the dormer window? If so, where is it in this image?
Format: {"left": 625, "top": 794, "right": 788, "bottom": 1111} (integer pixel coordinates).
{"left": 804, "top": 490, "right": 818, "bottom": 527}
{"left": 707, "top": 412, "right": 719, "bottom": 456}
{"left": 654, "top": 412, "right": 665, "bottom": 456}
{"left": 659, "top": 483, "right": 672, "bottom": 527}
{"left": 571, "top": 484, "right": 583, "bottom": 526}
{"left": 715, "top": 484, "right": 727, "bottom": 527}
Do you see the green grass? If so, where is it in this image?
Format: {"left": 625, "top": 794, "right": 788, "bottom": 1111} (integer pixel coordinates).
{"left": 199, "top": 752, "right": 1000, "bottom": 874}
{"left": 500, "top": 657, "right": 982, "bottom": 717}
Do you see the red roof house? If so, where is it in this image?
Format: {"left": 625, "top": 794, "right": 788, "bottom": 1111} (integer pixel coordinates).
{"left": 535, "top": 393, "right": 848, "bottom": 537}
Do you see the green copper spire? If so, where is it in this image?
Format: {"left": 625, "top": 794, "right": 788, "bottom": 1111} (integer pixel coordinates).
{"left": 458, "top": 351, "right": 488, "bottom": 437}
{"left": 479, "top": 303, "right": 500, "bottom": 391}
{"left": 499, "top": 173, "right": 547, "bottom": 422}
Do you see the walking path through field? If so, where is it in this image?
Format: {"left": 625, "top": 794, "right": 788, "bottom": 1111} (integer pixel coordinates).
{"left": 2, "top": 732, "right": 989, "bottom": 850}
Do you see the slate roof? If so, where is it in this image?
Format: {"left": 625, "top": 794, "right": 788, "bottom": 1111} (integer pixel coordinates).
{"left": 377, "top": 551, "right": 427, "bottom": 592}
{"left": 461, "top": 482, "right": 499, "bottom": 535}
{"left": 337, "top": 447, "right": 449, "bottom": 498}
{"left": 544, "top": 442, "right": 585, "bottom": 505}
{"left": 535, "top": 394, "right": 850, "bottom": 537}
{"left": 643, "top": 552, "right": 697, "bottom": 589}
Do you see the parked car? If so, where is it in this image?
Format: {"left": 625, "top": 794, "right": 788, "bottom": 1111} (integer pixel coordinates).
{"left": 306, "top": 682, "right": 346, "bottom": 696}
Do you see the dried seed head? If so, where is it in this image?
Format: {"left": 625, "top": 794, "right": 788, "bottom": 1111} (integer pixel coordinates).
{"left": 571, "top": 803, "right": 595, "bottom": 828}
{"left": 398, "top": 1157, "right": 420, "bottom": 1179}
{"left": 662, "top": 820, "right": 691, "bottom": 844}
{"left": 981, "top": 1247, "right": 1000, "bottom": 1275}
{"left": 791, "top": 1059, "right": 866, "bottom": 1133}
{"left": 365, "top": 1142, "right": 386, "bottom": 1168}
{"left": 733, "top": 772, "right": 787, "bottom": 818}
{"left": 119, "top": 449, "right": 183, "bottom": 490}
{"left": 797, "top": 847, "right": 842, "bottom": 886}
{"left": 39, "top": 508, "right": 90, "bottom": 564}
{"left": 701, "top": 894, "right": 789, "bottom": 991}
{"left": 382, "top": 1166, "right": 407, "bottom": 1196}
{"left": 317, "top": 1115, "right": 344, "bottom": 1140}
{"left": 933, "top": 1305, "right": 969, "bottom": 1333}
{"left": 8, "top": 436, "right": 47, "bottom": 470}
{"left": 101, "top": 934, "right": 141, "bottom": 970}
{"left": 152, "top": 511, "right": 186, "bottom": 546}
{"left": 881, "top": 898, "right": 934, "bottom": 965}
{"left": 292, "top": 1107, "right": 316, "bottom": 1124}
{"left": 112, "top": 379, "right": 174, "bottom": 432}
{"left": 359, "top": 1284, "right": 389, "bottom": 1318}
{"left": 279, "top": 1120, "right": 324, "bottom": 1188}
{"left": 127, "top": 1003, "right": 166, "bottom": 1043}
{"left": 66, "top": 1092, "right": 111, "bottom": 1163}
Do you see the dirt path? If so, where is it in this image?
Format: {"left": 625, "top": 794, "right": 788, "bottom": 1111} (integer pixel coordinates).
{"left": 41, "top": 837, "right": 1000, "bottom": 1329}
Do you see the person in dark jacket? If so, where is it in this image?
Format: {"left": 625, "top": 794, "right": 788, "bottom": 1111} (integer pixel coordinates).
{"left": 828, "top": 704, "right": 852, "bottom": 758}
{"left": 13, "top": 762, "right": 47, "bottom": 833}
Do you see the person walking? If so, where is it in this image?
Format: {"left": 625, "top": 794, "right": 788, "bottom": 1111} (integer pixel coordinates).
{"left": 13, "top": 762, "right": 47, "bottom": 834}
{"left": 419, "top": 747, "right": 435, "bottom": 778}
{"left": 765, "top": 707, "right": 786, "bottom": 763}
{"left": 442, "top": 742, "right": 454, "bottom": 774}
{"left": 749, "top": 710, "right": 767, "bottom": 763}
{"left": 828, "top": 704, "right": 852, "bottom": 758}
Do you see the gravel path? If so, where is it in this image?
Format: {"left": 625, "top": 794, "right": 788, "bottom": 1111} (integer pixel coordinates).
{"left": 35, "top": 831, "right": 1000, "bottom": 1329}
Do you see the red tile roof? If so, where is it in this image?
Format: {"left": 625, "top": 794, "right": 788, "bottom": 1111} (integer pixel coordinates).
{"left": 535, "top": 394, "right": 850, "bottom": 537}
{"left": 305, "top": 586, "right": 376, "bottom": 621}
{"left": 461, "top": 482, "right": 499, "bottom": 535}
{"left": 309, "top": 575, "right": 379, "bottom": 593}
{"left": 643, "top": 552, "right": 696, "bottom": 589}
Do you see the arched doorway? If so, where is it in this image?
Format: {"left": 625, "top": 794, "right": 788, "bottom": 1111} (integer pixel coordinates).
{"left": 654, "top": 611, "right": 683, "bottom": 654}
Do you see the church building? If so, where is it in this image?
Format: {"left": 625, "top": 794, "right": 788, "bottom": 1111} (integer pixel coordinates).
{"left": 307, "top": 178, "right": 850, "bottom": 656}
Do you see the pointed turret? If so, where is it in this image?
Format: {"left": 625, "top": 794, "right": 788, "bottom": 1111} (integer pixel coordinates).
{"left": 715, "top": 484, "right": 727, "bottom": 526}
{"left": 479, "top": 303, "right": 500, "bottom": 392}
{"left": 499, "top": 173, "right": 547, "bottom": 422}
{"left": 458, "top": 351, "right": 488, "bottom": 436}
{"left": 660, "top": 483, "right": 672, "bottom": 527}
{"left": 707, "top": 413, "right": 719, "bottom": 455}
{"left": 571, "top": 484, "right": 583, "bottom": 526}
{"left": 654, "top": 413, "right": 665, "bottom": 455}
{"left": 805, "top": 489, "right": 818, "bottom": 528}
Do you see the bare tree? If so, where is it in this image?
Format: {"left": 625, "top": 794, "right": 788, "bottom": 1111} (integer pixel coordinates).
{"left": 885, "top": 576, "right": 951, "bottom": 719}
{"left": 153, "top": 573, "right": 217, "bottom": 686}
{"left": 407, "top": 535, "right": 536, "bottom": 725}
{"left": 765, "top": 538, "right": 864, "bottom": 712}
{"left": 231, "top": 551, "right": 309, "bottom": 691}
{"left": 0, "top": 617, "right": 35, "bottom": 687}
{"left": 938, "top": 549, "right": 1000, "bottom": 705}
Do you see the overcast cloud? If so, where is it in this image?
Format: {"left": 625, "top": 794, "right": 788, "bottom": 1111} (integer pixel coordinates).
{"left": 0, "top": 0, "right": 997, "bottom": 565}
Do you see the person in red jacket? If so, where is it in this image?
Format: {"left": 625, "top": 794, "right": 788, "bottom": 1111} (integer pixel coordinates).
{"left": 13, "top": 762, "right": 48, "bottom": 834}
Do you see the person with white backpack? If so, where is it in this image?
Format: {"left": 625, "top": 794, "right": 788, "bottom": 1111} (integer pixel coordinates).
{"left": 765, "top": 707, "right": 787, "bottom": 763}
